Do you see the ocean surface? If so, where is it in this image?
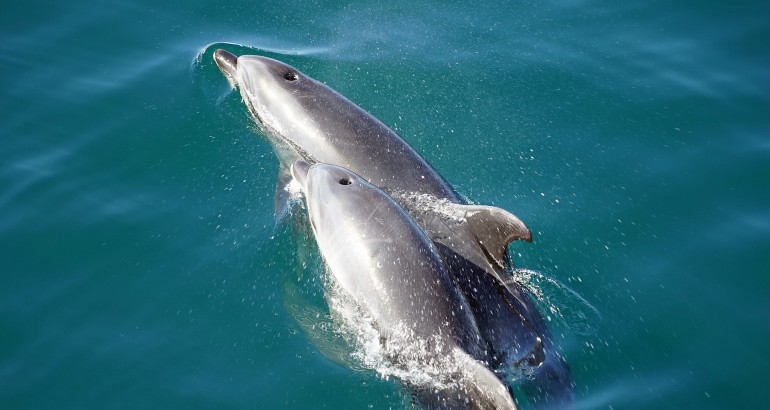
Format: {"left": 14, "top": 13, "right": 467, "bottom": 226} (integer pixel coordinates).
{"left": 2, "top": 0, "right": 768, "bottom": 408}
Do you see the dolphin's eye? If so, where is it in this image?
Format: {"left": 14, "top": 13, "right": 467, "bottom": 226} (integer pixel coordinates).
{"left": 283, "top": 71, "right": 297, "bottom": 81}
{"left": 338, "top": 178, "right": 352, "bottom": 185}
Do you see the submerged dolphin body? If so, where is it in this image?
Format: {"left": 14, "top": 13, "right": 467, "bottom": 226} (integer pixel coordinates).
{"left": 291, "top": 160, "right": 516, "bottom": 410}
{"left": 214, "top": 49, "right": 573, "bottom": 404}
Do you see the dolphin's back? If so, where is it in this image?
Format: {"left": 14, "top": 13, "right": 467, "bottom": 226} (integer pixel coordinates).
{"left": 301, "top": 163, "right": 474, "bottom": 347}
{"left": 230, "top": 53, "right": 460, "bottom": 201}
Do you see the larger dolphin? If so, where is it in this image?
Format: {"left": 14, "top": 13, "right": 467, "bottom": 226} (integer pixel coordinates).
{"left": 213, "top": 49, "right": 573, "bottom": 405}
{"left": 291, "top": 160, "right": 516, "bottom": 410}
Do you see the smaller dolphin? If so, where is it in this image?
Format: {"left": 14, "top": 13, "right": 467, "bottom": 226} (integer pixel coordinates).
{"left": 291, "top": 160, "right": 517, "bottom": 410}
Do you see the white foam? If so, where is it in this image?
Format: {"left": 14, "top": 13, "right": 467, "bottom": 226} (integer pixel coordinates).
{"left": 324, "top": 275, "right": 473, "bottom": 391}
{"left": 285, "top": 176, "right": 304, "bottom": 198}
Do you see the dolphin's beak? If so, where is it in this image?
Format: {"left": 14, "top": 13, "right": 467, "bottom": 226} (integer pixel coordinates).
{"left": 213, "top": 49, "right": 239, "bottom": 86}
{"left": 291, "top": 160, "right": 311, "bottom": 191}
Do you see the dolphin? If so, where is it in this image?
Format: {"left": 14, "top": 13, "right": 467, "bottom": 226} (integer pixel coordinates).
{"left": 291, "top": 160, "right": 517, "bottom": 410}
{"left": 213, "top": 49, "right": 573, "bottom": 404}
{"left": 212, "top": 48, "right": 529, "bottom": 282}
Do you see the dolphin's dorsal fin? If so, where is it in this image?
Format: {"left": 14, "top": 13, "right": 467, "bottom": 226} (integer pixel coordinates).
{"left": 460, "top": 204, "right": 532, "bottom": 264}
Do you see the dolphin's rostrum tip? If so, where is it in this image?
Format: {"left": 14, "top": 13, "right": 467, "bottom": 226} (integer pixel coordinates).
{"left": 291, "top": 160, "right": 311, "bottom": 189}
{"left": 213, "top": 49, "right": 238, "bottom": 82}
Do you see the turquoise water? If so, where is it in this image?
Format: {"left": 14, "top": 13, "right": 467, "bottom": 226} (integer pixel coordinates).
{"left": 2, "top": 0, "right": 768, "bottom": 408}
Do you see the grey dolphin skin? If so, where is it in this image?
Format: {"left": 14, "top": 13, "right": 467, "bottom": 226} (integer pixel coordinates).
{"left": 291, "top": 160, "right": 516, "bottom": 410}
{"left": 214, "top": 49, "right": 573, "bottom": 405}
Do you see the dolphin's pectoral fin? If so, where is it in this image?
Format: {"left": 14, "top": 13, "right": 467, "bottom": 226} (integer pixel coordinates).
{"left": 460, "top": 204, "right": 532, "bottom": 265}
{"left": 273, "top": 165, "right": 295, "bottom": 222}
